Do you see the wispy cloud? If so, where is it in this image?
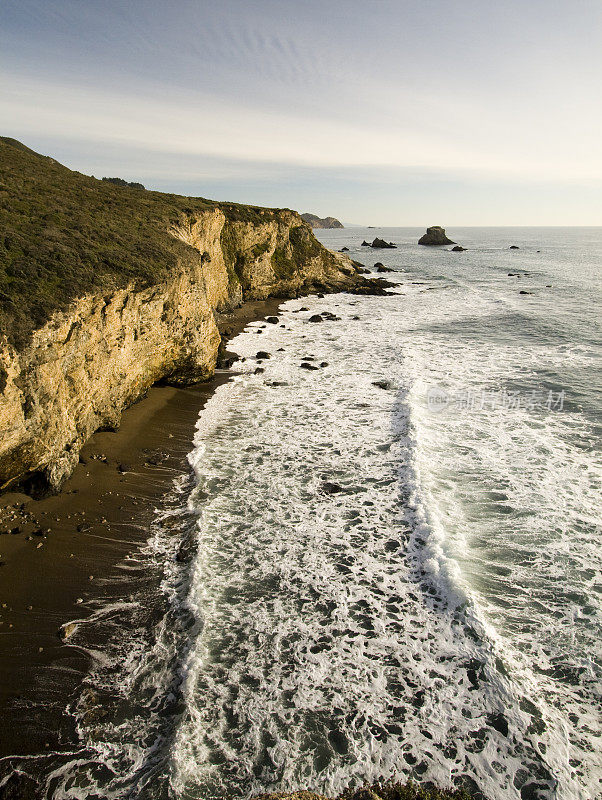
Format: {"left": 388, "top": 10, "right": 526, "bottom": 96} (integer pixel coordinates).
{"left": 2, "top": 0, "right": 601, "bottom": 222}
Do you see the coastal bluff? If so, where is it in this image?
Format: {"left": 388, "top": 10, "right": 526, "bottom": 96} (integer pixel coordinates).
{"left": 0, "top": 138, "right": 374, "bottom": 495}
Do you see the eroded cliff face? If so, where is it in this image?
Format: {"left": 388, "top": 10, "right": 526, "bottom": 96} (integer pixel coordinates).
{"left": 0, "top": 208, "right": 362, "bottom": 494}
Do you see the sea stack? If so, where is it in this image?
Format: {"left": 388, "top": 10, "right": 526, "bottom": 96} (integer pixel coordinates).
{"left": 418, "top": 226, "right": 455, "bottom": 246}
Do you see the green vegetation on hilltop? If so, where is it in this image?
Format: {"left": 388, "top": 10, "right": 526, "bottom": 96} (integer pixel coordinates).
{"left": 0, "top": 137, "right": 299, "bottom": 348}
{"left": 101, "top": 176, "right": 145, "bottom": 190}
{"left": 339, "top": 781, "right": 473, "bottom": 800}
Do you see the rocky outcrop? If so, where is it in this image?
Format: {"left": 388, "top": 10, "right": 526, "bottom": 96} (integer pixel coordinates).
{"left": 301, "top": 213, "right": 344, "bottom": 229}
{"left": 418, "top": 226, "right": 455, "bottom": 246}
{"left": 0, "top": 203, "right": 370, "bottom": 495}
{"left": 370, "top": 238, "right": 397, "bottom": 249}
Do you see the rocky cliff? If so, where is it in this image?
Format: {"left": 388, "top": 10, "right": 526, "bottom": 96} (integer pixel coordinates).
{"left": 0, "top": 138, "right": 372, "bottom": 495}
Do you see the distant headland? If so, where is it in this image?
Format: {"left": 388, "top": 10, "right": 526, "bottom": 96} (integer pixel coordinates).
{"left": 301, "top": 213, "right": 344, "bottom": 229}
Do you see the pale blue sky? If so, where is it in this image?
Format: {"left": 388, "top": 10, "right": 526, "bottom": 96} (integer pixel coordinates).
{"left": 2, "top": 0, "right": 601, "bottom": 224}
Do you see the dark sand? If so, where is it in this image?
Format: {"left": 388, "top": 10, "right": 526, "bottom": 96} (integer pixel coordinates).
{"left": 0, "top": 298, "right": 283, "bottom": 769}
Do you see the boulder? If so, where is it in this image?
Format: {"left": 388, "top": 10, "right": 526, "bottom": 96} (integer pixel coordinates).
{"left": 375, "top": 263, "right": 394, "bottom": 272}
{"left": 451, "top": 245, "right": 467, "bottom": 252}
{"left": 361, "top": 240, "right": 371, "bottom": 246}
{"left": 59, "top": 622, "right": 79, "bottom": 641}
{"left": 418, "top": 226, "right": 455, "bottom": 246}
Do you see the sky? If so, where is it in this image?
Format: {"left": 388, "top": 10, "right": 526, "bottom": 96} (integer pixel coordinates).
{"left": 2, "top": 0, "right": 601, "bottom": 225}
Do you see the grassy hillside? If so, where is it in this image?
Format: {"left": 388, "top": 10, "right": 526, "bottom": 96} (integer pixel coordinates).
{"left": 0, "top": 137, "right": 292, "bottom": 348}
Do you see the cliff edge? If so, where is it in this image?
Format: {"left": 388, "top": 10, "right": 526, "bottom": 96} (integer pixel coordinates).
{"left": 0, "top": 138, "right": 373, "bottom": 495}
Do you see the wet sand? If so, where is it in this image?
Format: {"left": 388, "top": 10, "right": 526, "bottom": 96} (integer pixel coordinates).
{"left": 0, "top": 298, "right": 283, "bottom": 770}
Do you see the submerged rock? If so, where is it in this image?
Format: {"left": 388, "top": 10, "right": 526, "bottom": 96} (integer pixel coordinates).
{"left": 509, "top": 245, "right": 520, "bottom": 249}
{"left": 320, "top": 481, "right": 348, "bottom": 494}
{"left": 451, "top": 245, "right": 467, "bottom": 252}
{"left": 418, "top": 226, "right": 455, "bottom": 246}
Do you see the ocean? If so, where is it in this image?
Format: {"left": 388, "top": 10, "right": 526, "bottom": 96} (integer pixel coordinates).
{"left": 47, "top": 227, "right": 602, "bottom": 800}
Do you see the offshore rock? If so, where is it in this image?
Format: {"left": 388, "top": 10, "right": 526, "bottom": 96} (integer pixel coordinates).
{"left": 371, "top": 238, "right": 396, "bottom": 249}
{"left": 418, "top": 226, "right": 456, "bottom": 246}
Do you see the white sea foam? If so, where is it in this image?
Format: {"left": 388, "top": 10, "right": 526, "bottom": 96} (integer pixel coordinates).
{"left": 165, "top": 279, "right": 600, "bottom": 800}
{"left": 43, "top": 228, "right": 601, "bottom": 800}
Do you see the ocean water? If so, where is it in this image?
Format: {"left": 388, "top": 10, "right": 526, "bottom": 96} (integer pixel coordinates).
{"left": 41, "top": 228, "right": 602, "bottom": 799}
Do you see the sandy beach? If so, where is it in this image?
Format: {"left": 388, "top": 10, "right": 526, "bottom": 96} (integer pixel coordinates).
{"left": 0, "top": 297, "right": 283, "bottom": 769}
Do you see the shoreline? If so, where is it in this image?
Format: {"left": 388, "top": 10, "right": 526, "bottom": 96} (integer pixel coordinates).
{"left": 0, "top": 296, "right": 284, "bottom": 773}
